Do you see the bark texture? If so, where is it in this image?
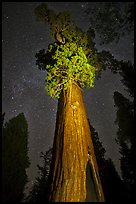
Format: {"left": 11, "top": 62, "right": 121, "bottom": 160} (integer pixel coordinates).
{"left": 48, "top": 82, "right": 105, "bottom": 202}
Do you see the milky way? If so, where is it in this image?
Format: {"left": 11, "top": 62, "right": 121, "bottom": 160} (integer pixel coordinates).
{"left": 2, "top": 2, "right": 134, "bottom": 194}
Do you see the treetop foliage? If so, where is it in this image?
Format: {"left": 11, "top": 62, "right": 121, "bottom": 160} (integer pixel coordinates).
{"left": 45, "top": 42, "right": 96, "bottom": 98}
{"left": 35, "top": 3, "right": 99, "bottom": 98}
{"left": 35, "top": 3, "right": 134, "bottom": 98}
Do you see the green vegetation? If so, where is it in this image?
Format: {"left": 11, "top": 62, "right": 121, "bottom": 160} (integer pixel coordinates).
{"left": 45, "top": 42, "right": 95, "bottom": 98}
{"left": 35, "top": 3, "right": 100, "bottom": 98}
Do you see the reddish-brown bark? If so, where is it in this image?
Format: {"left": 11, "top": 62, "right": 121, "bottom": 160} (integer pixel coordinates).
{"left": 48, "top": 82, "right": 105, "bottom": 202}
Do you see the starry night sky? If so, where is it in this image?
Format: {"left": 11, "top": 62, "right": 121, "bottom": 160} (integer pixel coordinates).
{"left": 2, "top": 2, "right": 134, "bottom": 192}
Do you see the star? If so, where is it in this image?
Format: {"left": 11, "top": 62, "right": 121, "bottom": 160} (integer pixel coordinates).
{"left": 40, "top": 37, "right": 43, "bottom": 40}
{"left": 81, "top": 2, "right": 88, "bottom": 8}
{"left": 81, "top": 4, "right": 85, "bottom": 8}
{"left": 11, "top": 109, "right": 17, "bottom": 113}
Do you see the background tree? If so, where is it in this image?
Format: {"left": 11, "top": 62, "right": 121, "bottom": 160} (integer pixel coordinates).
{"left": 113, "top": 91, "right": 135, "bottom": 200}
{"left": 2, "top": 112, "right": 5, "bottom": 125}
{"left": 34, "top": 3, "right": 104, "bottom": 202}
{"left": 2, "top": 113, "right": 30, "bottom": 202}
{"left": 117, "top": 61, "right": 134, "bottom": 97}
{"left": 89, "top": 122, "right": 128, "bottom": 202}
{"left": 26, "top": 148, "right": 52, "bottom": 202}
{"left": 112, "top": 47, "right": 135, "bottom": 200}
{"left": 85, "top": 2, "right": 134, "bottom": 44}
{"left": 95, "top": 50, "right": 134, "bottom": 93}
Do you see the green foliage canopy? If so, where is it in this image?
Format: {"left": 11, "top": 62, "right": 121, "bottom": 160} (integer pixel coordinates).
{"left": 35, "top": 3, "right": 98, "bottom": 98}
{"left": 45, "top": 42, "right": 95, "bottom": 98}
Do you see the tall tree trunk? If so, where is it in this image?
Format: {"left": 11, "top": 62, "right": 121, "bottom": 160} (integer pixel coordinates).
{"left": 48, "top": 81, "right": 105, "bottom": 202}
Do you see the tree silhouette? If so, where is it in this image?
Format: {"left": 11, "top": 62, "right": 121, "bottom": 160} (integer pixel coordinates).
{"left": 118, "top": 61, "right": 134, "bottom": 97}
{"left": 34, "top": 3, "right": 104, "bottom": 201}
{"left": 96, "top": 51, "right": 134, "bottom": 94}
{"left": 26, "top": 148, "right": 52, "bottom": 202}
{"left": 85, "top": 2, "right": 134, "bottom": 44}
{"left": 89, "top": 121, "right": 128, "bottom": 202}
{"left": 2, "top": 112, "right": 5, "bottom": 125}
{"left": 2, "top": 113, "right": 30, "bottom": 202}
{"left": 113, "top": 91, "right": 135, "bottom": 200}
{"left": 112, "top": 38, "right": 134, "bottom": 199}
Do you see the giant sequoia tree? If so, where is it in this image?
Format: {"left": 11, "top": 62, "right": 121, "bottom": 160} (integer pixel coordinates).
{"left": 34, "top": 3, "right": 104, "bottom": 202}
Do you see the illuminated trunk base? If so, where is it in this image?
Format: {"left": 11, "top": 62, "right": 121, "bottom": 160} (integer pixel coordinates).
{"left": 48, "top": 82, "right": 105, "bottom": 202}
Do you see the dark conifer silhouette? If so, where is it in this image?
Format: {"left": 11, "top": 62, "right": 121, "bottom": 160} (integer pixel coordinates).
{"left": 86, "top": 2, "right": 134, "bottom": 44}
{"left": 2, "top": 113, "right": 30, "bottom": 202}
{"left": 113, "top": 48, "right": 134, "bottom": 200}
{"left": 89, "top": 122, "right": 128, "bottom": 202}
{"left": 114, "top": 92, "right": 135, "bottom": 200}
{"left": 26, "top": 148, "right": 52, "bottom": 202}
